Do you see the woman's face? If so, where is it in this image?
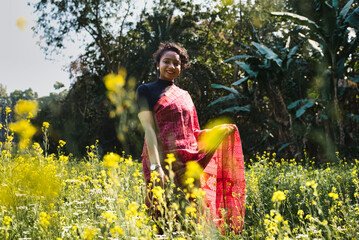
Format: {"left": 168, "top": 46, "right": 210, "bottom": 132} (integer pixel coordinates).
{"left": 157, "top": 51, "right": 181, "bottom": 81}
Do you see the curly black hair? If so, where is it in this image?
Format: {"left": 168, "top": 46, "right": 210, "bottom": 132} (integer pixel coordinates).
{"left": 153, "top": 42, "right": 190, "bottom": 71}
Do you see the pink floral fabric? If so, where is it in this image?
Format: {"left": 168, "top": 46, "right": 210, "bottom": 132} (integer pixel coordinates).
{"left": 141, "top": 85, "right": 245, "bottom": 233}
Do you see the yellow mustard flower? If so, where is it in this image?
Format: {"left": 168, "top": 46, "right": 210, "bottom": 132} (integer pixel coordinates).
{"left": 165, "top": 153, "right": 176, "bottom": 164}
{"left": 39, "top": 212, "right": 51, "bottom": 228}
{"left": 101, "top": 211, "right": 117, "bottom": 224}
{"left": 271, "top": 190, "right": 286, "bottom": 202}
{"left": 14, "top": 100, "right": 38, "bottom": 119}
{"left": 42, "top": 122, "right": 50, "bottom": 129}
{"left": 185, "top": 161, "right": 203, "bottom": 180}
{"left": 103, "top": 70, "right": 125, "bottom": 92}
{"left": 110, "top": 226, "right": 124, "bottom": 235}
{"left": 103, "top": 152, "right": 120, "bottom": 168}
{"left": 83, "top": 226, "right": 98, "bottom": 240}
{"left": 151, "top": 186, "right": 165, "bottom": 200}
{"left": 328, "top": 192, "right": 339, "bottom": 199}
{"left": 3, "top": 216, "right": 12, "bottom": 228}
{"left": 58, "top": 140, "right": 66, "bottom": 148}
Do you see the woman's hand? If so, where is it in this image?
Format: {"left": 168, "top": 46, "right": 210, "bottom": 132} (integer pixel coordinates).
{"left": 152, "top": 167, "right": 166, "bottom": 187}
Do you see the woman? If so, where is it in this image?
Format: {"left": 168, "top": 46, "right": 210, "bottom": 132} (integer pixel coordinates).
{"left": 137, "top": 42, "right": 245, "bottom": 233}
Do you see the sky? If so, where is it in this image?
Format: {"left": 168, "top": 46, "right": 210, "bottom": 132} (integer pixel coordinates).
{"left": 0, "top": 0, "right": 76, "bottom": 97}
{"left": 0, "top": 0, "right": 209, "bottom": 98}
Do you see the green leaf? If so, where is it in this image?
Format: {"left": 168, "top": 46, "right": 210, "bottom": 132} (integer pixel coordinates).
{"left": 261, "top": 132, "right": 272, "bottom": 143}
{"left": 337, "top": 58, "right": 346, "bottom": 78}
{"left": 288, "top": 46, "right": 299, "bottom": 58}
{"left": 308, "top": 39, "right": 324, "bottom": 56}
{"left": 271, "top": 12, "right": 321, "bottom": 32}
{"left": 208, "top": 94, "right": 237, "bottom": 107}
{"left": 211, "top": 84, "right": 239, "bottom": 95}
{"left": 252, "top": 42, "right": 282, "bottom": 67}
{"left": 219, "top": 105, "right": 250, "bottom": 115}
{"left": 224, "top": 55, "right": 251, "bottom": 63}
{"left": 339, "top": 0, "right": 354, "bottom": 19}
{"left": 278, "top": 142, "right": 292, "bottom": 152}
{"left": 288, "top": 99, "right": 302, "bottom": 109}
{"left": 296, "top": 100, "right": 315, "bottom": 118}
{"left": 322, "top": 2, "right": 337, "bottom": 36}
{"left": 332, "top": 0, "right": 338, "bottom": 10}
{"left": 345, "top": 7, "right": 359, "bottom": 28}
{"left": 232, "top": 77, "right": 249, "bottom": 86}
{"left": 235, "top": 61, "right": 258, "bottom": 78}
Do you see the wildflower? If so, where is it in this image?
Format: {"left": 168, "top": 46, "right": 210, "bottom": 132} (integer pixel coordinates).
{"left": 110, "top": 226, "right": 124, "bottom": 235}
{"left": 9, "top": 119, "right": 37, "bottom": 148}
{"left": 16, "top": 16, "right": 28, "bottom": 31}
{"left": 165, "top": 153, "right": 176, "bottom": 164}
{"left": 186, "top": 205, "right": 197, "bottom": 218}
{"left": 6, "top": 107, "right": 11, "bottom": 114}
{"left": 14, "top": 100, "right": 38, "bottom": 118}
{"left": 171, "top": 202, "right": 179, "bottom": 211}
{"left": 185, "top": 177, "right": 195, "bottom": 188}
{"left": 103, "top": 71, "right": 125, "bottom": 92}
{"left": 133, "top": 169, "right": 140, "bottom": 177}
{"left": 103, "top": 152, "right": 120, "bottom": 168}
{"left": 305, "top": 180, "right": 317, "bottom": 189}
{"left": 32, "top": 142, "right": 44, "bottom": 154}
{"left": 83, "top": 226, "right": 98, "bottom": 240}
{"left": 42, "top": 122, "right": 50, "bottom": 130}
{"left": 59, "top": 140, "right": 66, "bottom": 148}
{"left": 3, "top": 216, "right": 12, "bottom": 228}
{"left": 102, "top": 211, "right": 117, "bottom": 224}
{"left": 39, "top": 212, "right": 51, "bottom": 228}
{"left": 274, "top": 213, "right": 283, "bottom": 222}
{"left": 185, "top": 161, "right": 203, "bottom": 180}
{"left": 328, "top": 192, "right": 339, "bottom": 199}
{"left": 297, "top": 210, "right": 304, "bottom": 219}
{"left": 271, "top": 190, "right": 286, "bottom": 202}
{"left": 151, "top": 186, "right": 165, "bottom": 200}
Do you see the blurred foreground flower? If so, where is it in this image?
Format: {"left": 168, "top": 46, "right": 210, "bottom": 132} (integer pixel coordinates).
{"left": 103, "top": 71, "right": 125, "bottom": 92}
{"left": 16, "top": 16, "right": 28, "bottom": 31}
{"left": 185, "top": 161, "right": 203, "bottom": 180}
{"left": 103, "top": 152, "right": 121, "bottom": 168}
{"left": 14, "top": 99, "right": 38, "bottom": 119}
{"left": 9, "top": 119, "right": 36, "bottom": 149}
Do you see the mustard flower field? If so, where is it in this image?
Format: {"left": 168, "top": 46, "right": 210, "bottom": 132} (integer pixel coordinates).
{"left": 1, "top": 100, "right": 359, "bottom": 240}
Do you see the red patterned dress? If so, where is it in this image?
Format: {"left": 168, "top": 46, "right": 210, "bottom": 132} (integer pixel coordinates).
{"left": 141, "top": 84, "right": 245, "bottom": 233}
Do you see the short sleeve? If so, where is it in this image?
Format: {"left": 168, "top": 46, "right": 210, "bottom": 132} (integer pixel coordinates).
{"left": 136, "top": 84, "right": 151, "bottom": 112}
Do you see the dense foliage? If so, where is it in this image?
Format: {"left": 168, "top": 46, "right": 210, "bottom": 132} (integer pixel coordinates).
{"left": 1, "top": 0, "right": 358, "bottom": 161}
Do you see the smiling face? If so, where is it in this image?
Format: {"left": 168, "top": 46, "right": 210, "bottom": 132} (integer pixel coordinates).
{"left": 157, "top": 51, "right": 181, "bottom": 82}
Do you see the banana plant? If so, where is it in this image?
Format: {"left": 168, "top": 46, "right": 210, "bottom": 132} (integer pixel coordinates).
{"left": 271, "top": 0, "right": 359, "bottom": 149}
{"left": 210, "top": 29, "right": 307, "bottom": 155}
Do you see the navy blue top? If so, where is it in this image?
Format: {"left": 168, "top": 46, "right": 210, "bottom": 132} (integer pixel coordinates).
{"left": 136, "top": 79, "right": 175, "bottom": 112}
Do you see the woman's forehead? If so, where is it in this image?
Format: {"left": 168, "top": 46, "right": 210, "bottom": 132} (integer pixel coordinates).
{"left": 161, "top": 51, "right": 181, "bottom": 61}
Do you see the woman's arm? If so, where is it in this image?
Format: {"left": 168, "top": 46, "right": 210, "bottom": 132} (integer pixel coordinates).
{"left": 138, "top": 111, "right": 165, "bottom": 182}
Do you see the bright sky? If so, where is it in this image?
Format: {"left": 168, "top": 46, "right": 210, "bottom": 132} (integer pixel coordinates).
{"left": 0, "top": 0, "right": 210, "bottom": 98}
{"left": 0, "top": 0, "right": 76, "bottom": 97}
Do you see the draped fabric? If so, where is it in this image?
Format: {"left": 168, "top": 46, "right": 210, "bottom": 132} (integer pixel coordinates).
{"left": 141, "top": 85, "right": 245, "bottom": 233}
